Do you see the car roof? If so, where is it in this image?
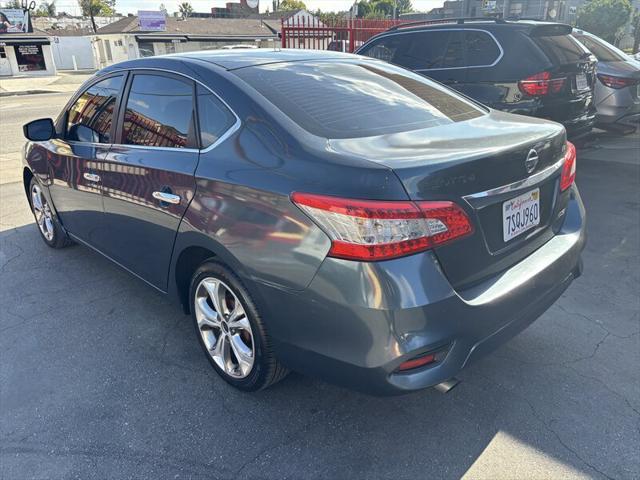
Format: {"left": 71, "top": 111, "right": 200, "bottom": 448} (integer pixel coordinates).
{"left": 175, "top": 48, "right": 357, "bottom": 70}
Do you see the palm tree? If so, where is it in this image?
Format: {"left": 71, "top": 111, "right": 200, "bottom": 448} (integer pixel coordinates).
{"left": 178, "top": 1, "right": 193, "bottom": 19}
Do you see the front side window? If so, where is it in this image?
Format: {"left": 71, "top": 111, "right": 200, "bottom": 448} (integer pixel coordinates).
{"left": 235, "top": 60, "right": 484, "bottom": 139}
{"left": 122, "top": 74, "right": 194, "bottom": 148}
{"left": 66, "top": 75, "right": 123, "bottom": 143}
{"left": 197, "top": 84, "right": 236, "bottom": 148}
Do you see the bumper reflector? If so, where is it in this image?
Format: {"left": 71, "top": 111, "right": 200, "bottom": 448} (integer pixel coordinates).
{"left": 397, "top": 353, "right": 436, "bottom": 372}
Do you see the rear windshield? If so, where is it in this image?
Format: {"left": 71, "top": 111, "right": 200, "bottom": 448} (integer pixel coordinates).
{"left": 573, "top": 34, "right": 627, "bottom": 62}
{"left": 234, "top": 60, "right": 484, "bottom": 138}
{"left": 533, "top": 34, "right": 589, "bottom": 65}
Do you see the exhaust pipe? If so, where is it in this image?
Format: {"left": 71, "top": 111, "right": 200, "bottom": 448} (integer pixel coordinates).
{"left": 434, "top": 378, "right": 460, "bottom": 394}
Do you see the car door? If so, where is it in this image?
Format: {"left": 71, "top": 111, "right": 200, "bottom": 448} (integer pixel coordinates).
{"left": 47, "top": 74, "right": 125, "bottom": 247}
{"left": 100, "top": 71, "right": 199, "bottom": 290}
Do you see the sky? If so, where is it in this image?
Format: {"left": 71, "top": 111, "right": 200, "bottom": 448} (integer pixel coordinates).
{"left": 7, "top": 0, "right": 443, "bottom": 17}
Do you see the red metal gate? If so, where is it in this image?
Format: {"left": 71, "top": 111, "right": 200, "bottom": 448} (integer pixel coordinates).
{"left": 281, "top": 17, "right": 407, "bottom": 53}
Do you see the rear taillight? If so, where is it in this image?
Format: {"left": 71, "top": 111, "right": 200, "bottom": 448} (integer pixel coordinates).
{"left": 518, "top": 71, "right": 566, "bottom": 96}
{"left": 597, "top": 74, "right": 639, "bottom": 89}
{"left": 291, "top": 193, "right": 473, "bottom": 261}
{"left": 560, "top": 141, "right": 577, "bottom": 192}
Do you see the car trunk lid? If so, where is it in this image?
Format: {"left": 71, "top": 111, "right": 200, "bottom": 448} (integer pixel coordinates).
{"left": 328, "top": 110, "right": 568, "bottom": 289}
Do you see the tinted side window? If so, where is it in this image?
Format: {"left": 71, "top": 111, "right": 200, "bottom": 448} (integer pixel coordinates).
{"left": 122, "top": 74, "right": 194, "bottom": 148}
{"left": 360, "top": 31, "right": 452, "bottom": 70}
{"left": 196, "top": 84, "right": 236, "bottom": 148}
{"left": 66, "top": 75, "right": 123, "bottom": 143}
{"left": 441, "top": 31, "right": 465, "bottom": 68}
{"left": 465, "top": 31, "right": 501, "bottom": 67}
{"left": 393, "top": 31, "right": 452, "bottom": 70}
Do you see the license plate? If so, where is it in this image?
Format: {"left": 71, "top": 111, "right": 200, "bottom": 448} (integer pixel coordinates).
{"left": 576, "top": 73, "right": 589, "bottom": 91}
{"left": 503, "top": 188, "right": 540, "bottom": 242}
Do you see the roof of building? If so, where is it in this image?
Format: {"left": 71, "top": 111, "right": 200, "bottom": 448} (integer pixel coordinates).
{"left": 96, "top": 16, "right": 281, "bottom": 36}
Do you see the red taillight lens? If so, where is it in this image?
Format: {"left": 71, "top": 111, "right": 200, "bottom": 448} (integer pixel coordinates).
{"left": 291, "top": 193, "right": 473, "bottom": 261}
{"left": 518, "top": 71, "right": 566, "bottom": 96}
{"left": 597, "top": 74, "right": 639, "bottom": 89}
{"left": 560, "top": 141, "right": 577, "bottom": 192}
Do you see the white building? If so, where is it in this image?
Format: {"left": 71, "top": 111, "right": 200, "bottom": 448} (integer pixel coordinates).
{"left": 0, "top": 28, "right": 56, "bottom": 77}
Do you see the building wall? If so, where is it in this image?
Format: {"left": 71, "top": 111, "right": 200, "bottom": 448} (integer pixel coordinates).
{"left": 51, "top": 36, "right": 95, "bottom": 70}
{"left": 92, "top": 34, "right": 131, "bottom": 68}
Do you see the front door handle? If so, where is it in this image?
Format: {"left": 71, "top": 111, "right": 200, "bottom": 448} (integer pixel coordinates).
{"left": 83, "top": 172, "right": 100, "bottom": 182}
{"left": 153, "top": 191, "right": 181, "bottom": 205}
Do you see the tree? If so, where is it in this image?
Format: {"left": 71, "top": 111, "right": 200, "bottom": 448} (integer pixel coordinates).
{"left": 158, "top": 2, "right": 167, "bottom": 15}
{"left": 576, "top": 0, "right": 632, "bottom": 44}
{"left": 278, "top": 0, "right": 306, "bottom": 10}
{"left": 78, "top": 0, "right": 115, "bottom": 32}
{"left": 632, "top": 9, "right": 640, "bottom": 54}
{"left": 369, "top": 0, "right": 394, "bottom": 17}
{"left": 178, "top": 1, "right": 193, "bottom": 18}
{"left": 3, "top": 0, "right": 22, "bottom": 7}
{"left": 396, "top": 0, "right": 413, "bottom": 15}
{"left": 34, "top": 0, "right": 56, "bottom": 17}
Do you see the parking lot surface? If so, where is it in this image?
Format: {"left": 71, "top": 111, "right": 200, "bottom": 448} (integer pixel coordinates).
{"left": 1, "top": 93, "right": 639, "bottom": 479}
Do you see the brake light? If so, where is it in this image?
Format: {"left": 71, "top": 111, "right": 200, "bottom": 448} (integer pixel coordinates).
{"left": 518, "top": 71, "right": 566, "bottom": 96}
{"left": 597, "top": 74, "right": 639, "bottom": 89}
{"left": 291, "top": 193, "right": 473, "bottom": 261}
{"left": 560, "top": 141, "right": 576, "bottom": 191}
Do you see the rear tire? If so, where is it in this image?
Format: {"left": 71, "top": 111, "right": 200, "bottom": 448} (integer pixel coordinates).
{"left": 29, "top": 177, "right": 73, "bottom": 249}
{"left": 189, "top": 260, "right": 288, "bottom": 391}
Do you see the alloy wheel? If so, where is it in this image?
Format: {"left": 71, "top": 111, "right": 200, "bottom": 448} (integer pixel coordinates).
{"left": 31, "top": 183, "right": 54, "bottom": 242}
{"left": 194, "top": 277, "right": 255, "bottom": 378}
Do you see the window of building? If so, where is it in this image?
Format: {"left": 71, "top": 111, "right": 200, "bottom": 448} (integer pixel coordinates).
{"left": 66, "top": 75, "right": 124, "bottom": 143}
{"left": 196, "top": 84, "right": 236, "bottom": 148}
{"left": 122, "top": 74, "right": 195, "bottom": 148}
{"left": 15, "top": 44, "right": 46, "bottom": 72}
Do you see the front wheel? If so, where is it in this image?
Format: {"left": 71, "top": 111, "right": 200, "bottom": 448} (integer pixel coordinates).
{"left": 29, "top": 178, "right": 72, "bottom": 249}
{"left": 189, "top": 261, "right": 288, "bottom": 391}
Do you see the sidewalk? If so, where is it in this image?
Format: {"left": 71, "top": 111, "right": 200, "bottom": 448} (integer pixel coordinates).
{"left": 0, "top": 71, "right": 95, "bottom": 97}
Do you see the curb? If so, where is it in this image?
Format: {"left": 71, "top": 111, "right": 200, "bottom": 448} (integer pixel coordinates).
{"left": 0, "top": 90, "right": 61, "bottom": 97}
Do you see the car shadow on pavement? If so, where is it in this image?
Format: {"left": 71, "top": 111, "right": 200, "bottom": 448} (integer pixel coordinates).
{"left": 1, "top": 155, "right": 638, "bottom": 480}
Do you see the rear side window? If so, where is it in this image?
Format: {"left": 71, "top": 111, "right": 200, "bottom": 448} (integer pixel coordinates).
{"left": 196, "top": 84, "right": 236, "bottom": 148}
{"left": 122, "top": 74, "right": 194, "bottom": 149}
{"left": 235, "top": 61, "right": 484, "bottom": 138}
{"left": 465, "top": 31, "right": 501, "bottom": 67}
{"left": 533, "top": 35, "right": 588, "bottom": 65}
{"left": 66, "top": 75, "right": 123, "bottom": 143}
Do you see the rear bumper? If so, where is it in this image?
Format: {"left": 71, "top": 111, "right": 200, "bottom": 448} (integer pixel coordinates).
{"left": 255, "top": 185, "right": 586, "bottom": 395}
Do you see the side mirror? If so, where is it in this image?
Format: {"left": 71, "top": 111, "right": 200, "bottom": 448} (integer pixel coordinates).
{"left": 23, "top": 118, "right": 56, "bottom": 141}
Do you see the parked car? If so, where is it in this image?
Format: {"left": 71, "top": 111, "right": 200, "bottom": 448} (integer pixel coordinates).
{"left": 22, "top": 50, "right": 586, "bottom": 395}
{"left": 572, "top": 29, "right": 640, "bottom": 131}
{"left": 356, "top": 19, "right": 597, "bottom": 139}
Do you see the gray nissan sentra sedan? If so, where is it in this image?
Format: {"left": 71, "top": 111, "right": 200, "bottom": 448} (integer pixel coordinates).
{"left": 22, "top": 50, "right": 586, "bottom": 395}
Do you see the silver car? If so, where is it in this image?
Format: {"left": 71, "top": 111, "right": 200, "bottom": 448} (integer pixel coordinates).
{"left": 573, "top": 29, "right": 640, "bottom": 131}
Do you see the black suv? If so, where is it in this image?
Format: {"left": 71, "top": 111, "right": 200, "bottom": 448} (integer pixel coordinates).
{"left": 356, "top": 19, "right": 597, "bottom": 138}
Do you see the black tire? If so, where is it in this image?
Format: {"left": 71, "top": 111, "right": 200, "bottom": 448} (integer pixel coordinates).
{"left": 28, "top": 177, "right": 73, "bottom": 249}
{"left": 189, "top": 260, "right": 288, "bottom": 391}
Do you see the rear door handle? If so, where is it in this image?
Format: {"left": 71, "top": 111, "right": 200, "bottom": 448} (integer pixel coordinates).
{"left": 83, "top": 172, "right": 100, "bottom": 182}
{"left": 153, "top": 191, "right": 181, "bottom": 205}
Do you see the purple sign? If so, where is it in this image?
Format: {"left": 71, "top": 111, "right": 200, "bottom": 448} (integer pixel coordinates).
{"left": 138, "top": 11, "right": 166, "bottom": 31}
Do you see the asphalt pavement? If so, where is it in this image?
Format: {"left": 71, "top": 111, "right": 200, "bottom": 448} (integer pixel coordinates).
{"left": 0, "top": 93, "right": 639, "bottom": 480}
